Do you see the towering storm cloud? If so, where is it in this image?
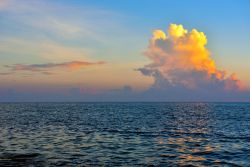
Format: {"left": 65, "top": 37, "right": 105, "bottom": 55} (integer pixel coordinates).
{"left": 139, "top": 24, "right": 243, "bottom": 92}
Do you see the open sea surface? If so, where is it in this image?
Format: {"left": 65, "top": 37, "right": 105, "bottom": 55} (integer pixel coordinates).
{"left": 0, "top": 102, "right": 250, "bottom": 166}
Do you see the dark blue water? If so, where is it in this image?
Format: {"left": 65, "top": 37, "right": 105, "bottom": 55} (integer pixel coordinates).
{"left": 0, "top": 103, "right": 250, "bottom": 166}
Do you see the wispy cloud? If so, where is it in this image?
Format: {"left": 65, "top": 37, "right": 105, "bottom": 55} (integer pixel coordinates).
{"left": 0, "top": 0, "right": 129, "bottom": 66}
{"left": 0, "top": 0, "right": 7, "bottom": 10}
{"left": 0, "top": 0, "right": 122, "bottom": 41}
{"left": 0, "top": 72, "right": 13, "bottom": 75}
{"left": 0, "top": 38, "right": 93, "bottom": 62}
{"left": 3, "top": 61, "right": 105, "bottom": 75}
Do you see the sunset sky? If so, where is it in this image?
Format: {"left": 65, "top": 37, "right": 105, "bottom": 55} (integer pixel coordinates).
{"left": 0, "top": 0, "right": 249, "bottom": 101}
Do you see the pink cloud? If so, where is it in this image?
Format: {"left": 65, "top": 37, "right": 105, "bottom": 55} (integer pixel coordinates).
{"left": 3, "top": 61, "right": 105, "bottom": 74}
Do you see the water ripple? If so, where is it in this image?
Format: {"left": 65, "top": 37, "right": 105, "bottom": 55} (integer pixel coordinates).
{"left": 0, "top": 102, "right": 250, "bottom": 166}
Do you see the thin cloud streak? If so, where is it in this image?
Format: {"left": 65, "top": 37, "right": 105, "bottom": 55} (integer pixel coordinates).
{"left": 3, "top": 61, "right": 105, "bottom": 74}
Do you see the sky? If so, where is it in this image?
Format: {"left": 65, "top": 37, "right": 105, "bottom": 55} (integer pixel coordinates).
{"left": 0, "top": 0, "right": 249, "bottom": 101}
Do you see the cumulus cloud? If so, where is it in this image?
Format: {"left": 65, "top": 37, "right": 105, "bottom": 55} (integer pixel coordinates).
{"left": 3, "top": 61, "right": 105, "bottom": 74}
{"left": 138, "top": 24, "right": 243, "bottom": 93}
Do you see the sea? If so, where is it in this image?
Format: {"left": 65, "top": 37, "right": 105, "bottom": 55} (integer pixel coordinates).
{"left": 0, "top": 102, "right": 249, "bottom": 166}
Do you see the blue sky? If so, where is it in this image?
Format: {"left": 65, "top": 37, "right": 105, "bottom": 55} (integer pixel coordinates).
{"left": 53, "top": 0, "right": 250, "bottom": 82}
{"left": 0, "top": 0, "right": 249, "bottom": 101}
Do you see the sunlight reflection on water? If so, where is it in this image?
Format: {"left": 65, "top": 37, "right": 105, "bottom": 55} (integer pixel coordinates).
{"left": 0, "top": 102, "right": 250, "bottom": 166}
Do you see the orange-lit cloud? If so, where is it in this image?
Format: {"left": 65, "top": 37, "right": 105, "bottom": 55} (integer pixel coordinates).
{"left": 139, "top": 24, "right": 243, "bottom": 91}
{"left": 4, "top": 61, "right": 105, "bottom": 74}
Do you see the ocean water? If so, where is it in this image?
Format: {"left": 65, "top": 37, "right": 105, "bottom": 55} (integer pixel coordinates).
{"left": 0, "top": 102, "right": 249, "bottom": 167}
